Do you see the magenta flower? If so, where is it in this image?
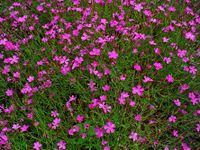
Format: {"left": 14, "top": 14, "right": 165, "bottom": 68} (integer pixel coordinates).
{"left": 57, "top": 140, "right": 67, "bottom": 150}
{"left": 89, "top": 48, "right": 101, "bottom": 56}
{"left": 179, "top": 83, "right": 189, "bottom": 94}
{"left": 181, "top": 143, "right": 191, "bottom": 150}
{"left": 153, "top": 62, "right": 163, "bottom": 70}
{"left": 104, "top": 146, "right": 110, "bottom": 150}
{"left": 94, "top": 126, "right": 104, "bottom": 138}
{"left": 20, "top": 124, "right": 29, "bottom": 132}
{"left": 6, "top": 89, "right": 14, "bottom": 97}
{"left": 166, "top": 74, "right": 174, "bottom": 83}
{"left": 13, "top": 71, "right": 20, "bottom": 78}
{"left": 76, "top": 115, "right": 84, "bottom": 123}
{"left": 164, "top": 57, "right": 172, "bottom": 64}
{"left": 134, "top": 114, "right": 142, "bottom": 122}
{"left": 196, "top": 123, "right": 200, "bottom": 132}
{"left": 189, "top": 66, "right": 197, "bottom": 74}
{"left": 129, "top": 131, "right": 138, "bottom": 141}
{"left": 177, "top": 49, "right": 187, "bottom": 58}
{"left": 88, "top": 80, "right": 97, "bottom": 92}
{"left": 134, "top": 3, "right": 143, "bottom": 12}
{"left": 174, "top": 99, "right": 181, "bottom": 106}
{"left": 53, "top": 118, "right": 61, "bottom": 127}
{"left": 101, "top": 140, "right": 108, "bottom": 146}
{"left": 108, "top": 50, "right": 118, "bottom": 59}
{"left": 129, "top": 100, "right": 136, "bottom": 107}
{"left": 132, "top": 85, "right": 144, "bottom": 96}
{"left": 104, "top": 121, "right": 115, "bottom": 134}
{"left": 33, "top": 142, "right": 42, "bottom": 150}
{"left": 102, "top": 84, "right": 110, "bottom": 92}
{"left": 118, "top": 92, "right": 129, "bottom": 105}
{"left": 172, "top": 130, "right": 179, "bottom": 137}
{"left": 185, "top": 32, "right": 195, "bottom": 41}
{"left": 81, "top": 133, "right": 87, "bottom": 139}
{"left": 133, "top": 63, "right": 142, "bottom": 71}
{"left": 68, "top": 125, "right": 80, "bottom": 135}
{"left": 51, "top": 110, "right": 59, "bottom": 118}
{"left": 168, "top": 115, "right": 176, "bottom": 123}
{"left": 143, "top": 76, "right": 153, "bottom": 83}
{"left": 12, "top": 124, "right": 21, "bottom": 130}
{"left": 27, "top": 76, "right": 34, "bottom": 82}
{"left": 119, "top": 74, "right": 126, "bottom": 81}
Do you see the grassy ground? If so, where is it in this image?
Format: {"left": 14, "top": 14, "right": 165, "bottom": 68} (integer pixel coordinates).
{"left": 0, "top": 0, "right": 200, "bottom": 149}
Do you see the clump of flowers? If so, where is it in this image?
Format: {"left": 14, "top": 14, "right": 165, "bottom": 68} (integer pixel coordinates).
{"left": 0, "top": 0, "right": 199, "bottom": 149}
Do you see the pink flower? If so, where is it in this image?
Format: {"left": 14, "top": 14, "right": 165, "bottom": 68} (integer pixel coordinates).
{"left": 94, "top": 126, "right": 104, "bottom": 138}
{"left": 62, "top": 33, "right": 71, "bottom": 43}
{"left": 37, "top": 5, "right": 44, "bottom": 12}
{"left": 133, "top": 64, "right": 142, "bottom": 71}
{"left": 168, "top": 115, "right": 176, "bottom": 123}
{"left": 144, "top": 10, "right": 152, "bottom": 17}
{"left": 81, "top": 32, "right": 90, "bottom": 41}
{"left": 168, "top": 6, "right": 176, "bottom": 12}
{"left": 102, "top": 84, "right": 110, "bottom": 92}
{"left": 172, "top": 130, "right": 179, "bottom": 137}
{"left": 60, "top": 65, "right": 70, "bottom": 75}
{"left": 57, "top": 140, "right": 67, "bottom": 150}
{"left": 185, "top": 32, "right": 195, "bottom": 41}
{"left": 12, "top": 124, "right": 21, "bottom": 130}
{"left": 33, "top": 142, "right": 42, "bottom": 150}
{"left": 76, "top": 115, "right": 84, "bottom": 123}
{"left": 88, "top": 80, "right": 97, "bottom": 92}
{"left": 51, "top": 118, "right": 61, "bottom": 129}
{"left": 84, "top": 124, "right": 90, "bottom": 130}
{"left": 51, "top": 110, "right": 59, "bottom": 118}
{"left": 134, "top": 3, "right": 143, "bottom": 12}
{"left": 20, "top": 124, "right": 29, "bottom": 132}
{"left": 101, "top": 140, "right": 108, "bottom": 146}
{"left": 164, "top": 146, "right": 169, "bottom": 150}
{"left": 120, "top": 74, "right": 126, "bottom": 81}
{"left": 104, "top": 121, "right": 115, "bottom": 134}
{"left": 177, "top": 49, "right": 187, "bottom": 58}
{"left": 73, "top": 30, "right": 79, "bottom": 36}
{"left": 154, "top": 48, "right": 160, "bottom": 55}
{"left": 118, "top": 92, "right": 129, "bottom": 105}
{"left": 179, "top": 84, "right": 189, "bottom": 94}
{"left": 188, "top": 92, "right": 198, "bottom": 105}
{"left": 181, "top": 143, "right": 191, "bottom": 150}
{"left": 189, "top": 66, "right": 197, "bottom": 74}
{"left": 153, "top": 62, "right": 163, "bottom": 70}
{"left": 17, "top": 15, "right": 27, "bottom": 23}
{"left": 89, "top": 48, "right": 101, "bottom": 56}
{"left": 163, "top": 37, "right": 169, "bottom": 42}
{"left": 143, "top": 76, "right": 153, "bottom": 83}
{"left": 134, "top": 114, "right": 142, "bottom": 122}
{"left": 108, "top": 50, "right": 118, "bottom": 59}
{"left": 13, "top": 72, "right": 20, "bottom": 78}
{"left": 72, "top": 57, "right": 84, "bottom": 69}
{"left": 196, "top": 123, "right": 200, "bottom": 132}
{"left": 5, "top": 41, "right": 16, "bottom": 51}
{"left": 21, "top": 83, "right": 32, "bottom": 94}
{"left": 129, "top": 131, "right": 138, "bottom": 141}
{"left": 6, "top": 89, "right": 14, "bottom": 97}
{"left": 174, "top": 99, "right": 181, "bottom": 106}
{"left": 129, "top": 100, "right": 136, "bottom": 107}
{"left": 110, "top": 20, "right": 118, "bottom": 27}
{"left": 104, "top": 146, "right": 110, "bottom": 150}
{"left": 68, "top": 125, "right": 80, "bottom": 135}
{"left": 166, "top": 74, "right": 174, "bottom": 83}
{"left": 27, "top": 76, "right": 34, "bottom": 82}
{"left": 132, "top": 85, "right": 144, "bottom": 96}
